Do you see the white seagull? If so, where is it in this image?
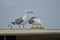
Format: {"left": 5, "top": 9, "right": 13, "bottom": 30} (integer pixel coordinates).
{"left": 28, "top": 17, "right": 42, "bottom": 28}
{"left": 8, "top": 10, "right": 33, "bottom": 29}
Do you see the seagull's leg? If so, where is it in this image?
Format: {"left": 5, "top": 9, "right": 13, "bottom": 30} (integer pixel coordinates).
{"left": 10, "top": 25, "right": 12, "bottom": 30}
{"left": 19, "top": 24, "right": 20, "bottom": 29}
{"left": 9, "top": 24, "right": 12, "bottom": 30}
{"left": 23, "top": 25, "right": 24, "bottom": 29}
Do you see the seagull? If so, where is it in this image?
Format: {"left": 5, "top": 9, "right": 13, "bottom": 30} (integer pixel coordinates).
{"left": 8, "top": 10, "right": 33, "bottom": 29}
{"left": 28, "top": 17, "right": 42, "bottom": 28}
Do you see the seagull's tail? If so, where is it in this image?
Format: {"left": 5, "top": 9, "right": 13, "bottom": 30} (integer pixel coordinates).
{"left": 8, "top": 24, "right": 10, "bottom": 27}
{"left": 8, "top": 24, "right": 11, "bottom": 27}
{"left": 8, "top": 22, "right": 12, "bottom": 27}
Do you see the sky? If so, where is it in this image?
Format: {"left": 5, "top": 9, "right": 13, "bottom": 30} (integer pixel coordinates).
{"left": 0, "top": 0, "right": 60, "bottom": 29}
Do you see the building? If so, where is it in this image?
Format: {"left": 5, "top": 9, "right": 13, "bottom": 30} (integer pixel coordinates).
{"left": 0, "top": 29, "right": 60, "bottom": 40}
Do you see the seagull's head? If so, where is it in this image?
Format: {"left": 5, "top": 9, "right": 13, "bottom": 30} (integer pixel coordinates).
{"left": 25, "top": 10, "right": 33, "bottom": 14}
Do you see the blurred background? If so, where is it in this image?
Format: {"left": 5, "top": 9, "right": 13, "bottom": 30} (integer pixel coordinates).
{"left": 0, "top": 0, "right": 60, "bottom": 29}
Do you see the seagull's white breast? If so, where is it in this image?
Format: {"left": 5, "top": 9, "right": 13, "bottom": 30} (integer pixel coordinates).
{"left": 21, "top": 15, "right": 29, "bottom": 25}
{"left": 32, "top": 18, "right": 42, "bottom": 25}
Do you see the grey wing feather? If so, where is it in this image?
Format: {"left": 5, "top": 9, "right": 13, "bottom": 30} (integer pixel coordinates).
{"left": 30, "top": 17, "right": 37, "bottom": 19}
{"left": 15, "top": 17, "right": 24, "bottom": 24}
{"left": 28, "top": 19, "right": 34, "bottom": 24}
{"left": 28, "top": 17, "right": 37, "bottom": 24}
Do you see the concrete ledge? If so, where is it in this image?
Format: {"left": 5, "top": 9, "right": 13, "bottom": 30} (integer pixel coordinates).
{"left": 0, "top": 29, "right": 60, "bottom": 35}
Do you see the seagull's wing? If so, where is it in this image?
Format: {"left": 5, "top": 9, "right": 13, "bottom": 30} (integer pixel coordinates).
{"left": 28, "top": 17, "right": 37, "bottom": 24}
{"left": 28, "top": 19, "right": 34, "bottom": 24}
{"left": 15, "top": 17, "right": 24, "bottom": 24}
{"left": 30, "top": 17, "right": 37, "bottom": 19}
